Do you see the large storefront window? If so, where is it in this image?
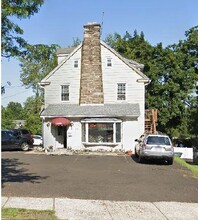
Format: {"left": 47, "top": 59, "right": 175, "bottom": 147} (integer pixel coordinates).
{"left": 81, "top": 119, "right": 121, "bottom": 144}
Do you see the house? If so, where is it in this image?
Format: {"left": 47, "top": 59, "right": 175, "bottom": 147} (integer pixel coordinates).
{"left": 39, "top": 22, "right": 150, "bottom": 152}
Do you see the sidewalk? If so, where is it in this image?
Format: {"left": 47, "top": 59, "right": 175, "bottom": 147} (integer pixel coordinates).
{"left": 2, "top": 196, "right": 198, "bottom": 220}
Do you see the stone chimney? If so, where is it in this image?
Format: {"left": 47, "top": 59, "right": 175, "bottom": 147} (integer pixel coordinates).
{"left": 80, "top": 22, "right": 104, "bottom": 104}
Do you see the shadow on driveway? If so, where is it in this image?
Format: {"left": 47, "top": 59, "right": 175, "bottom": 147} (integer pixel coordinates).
{"left": 130, "top": 154, "right": 173, "bottom": 166}
{"left": 1, "top": 158, "right": 49, "bottom": 188}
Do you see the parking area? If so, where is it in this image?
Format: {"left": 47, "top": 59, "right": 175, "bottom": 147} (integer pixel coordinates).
{"left": 2, "top": 151, "right": 198, "bottom": 202}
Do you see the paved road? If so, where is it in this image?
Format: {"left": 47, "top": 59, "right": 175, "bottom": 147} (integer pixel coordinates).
{"left": 2, "top": 151, "right": 198, "bottom": 202}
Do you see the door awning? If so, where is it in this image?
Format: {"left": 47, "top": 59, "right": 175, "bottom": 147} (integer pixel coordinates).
{"left": 51, "top": 117, "right": 71, "bottom": 126}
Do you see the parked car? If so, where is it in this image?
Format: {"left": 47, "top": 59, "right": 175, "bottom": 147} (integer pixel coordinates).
{"left": 33, "top": 135, "right": 43, "bottom": 146}
{"left": 135, "top": 133, "right": 174, "bottom": 165}
{"left": 1, "top": 130, "right": 32, "bottom": 151}
{"left": 10, "top": 128, "right": 34, "bottom": 146}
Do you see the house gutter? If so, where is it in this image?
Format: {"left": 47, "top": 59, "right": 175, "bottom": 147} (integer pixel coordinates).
{"left": 137, "top": 79, "right": 151, "bottom": 85}
{"left": 39, "top": 82, "right": 51, "bottom": 87}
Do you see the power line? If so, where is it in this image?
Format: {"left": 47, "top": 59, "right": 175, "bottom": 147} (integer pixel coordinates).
{"left": 2, "top": 90, "right": 33, "bottom": 99}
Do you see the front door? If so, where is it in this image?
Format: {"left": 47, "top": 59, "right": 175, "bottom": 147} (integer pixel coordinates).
{"left": 55, "top": 126, "right": 67, "bottom": 148}
{"left": 63, "top": 126, "right": 67, "bottom": 148}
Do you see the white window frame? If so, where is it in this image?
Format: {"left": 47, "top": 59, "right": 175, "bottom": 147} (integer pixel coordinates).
{"left": 117, "top": 83, "right": 126, "bottom": 100}
{"left": 106, "top": 58, "right": 112, "bottom": 67}
{"left": 74, "top": 59, "right": 79, "bottom": 68}
{"left": 61, "top": 85, "right": 69, "bottom": 101}
{"left": 81, "top": 119, "right": 122, "bottom": 145}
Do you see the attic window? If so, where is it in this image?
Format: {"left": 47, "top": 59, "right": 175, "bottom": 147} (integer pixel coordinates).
{"left": 107, "top": 58, "right": 112, "bottom": 67}
{"left": 74, "top": 60, "right": 78, "bottom": 68}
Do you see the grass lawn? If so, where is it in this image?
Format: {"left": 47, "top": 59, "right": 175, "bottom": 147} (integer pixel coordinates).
{"left": 174, "top": 156, "right": 198, "bottom": 178}
{"left": 1, "top": 208, "right": 58, "bottom": 220}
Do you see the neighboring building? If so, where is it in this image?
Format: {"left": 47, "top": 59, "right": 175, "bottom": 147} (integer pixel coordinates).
{"left": 40, "top": 22, "right": 150, "bottom": 152}
{"left": 12, "top": 120, "right": 26, "bottom": 128}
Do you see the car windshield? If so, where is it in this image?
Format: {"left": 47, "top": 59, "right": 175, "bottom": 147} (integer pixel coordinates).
{"left": 146, "top": 136, "right": 171, "bottom": 145}
{"left": 33, "top": 136, "right": 41, "bottom": 139}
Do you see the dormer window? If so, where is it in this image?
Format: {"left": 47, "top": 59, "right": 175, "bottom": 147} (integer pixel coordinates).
{"left": 74, "top": 60, "right": 79, "bottom": 68}
{"left": 107, "top": 58, "right": 112, "bottom": 67}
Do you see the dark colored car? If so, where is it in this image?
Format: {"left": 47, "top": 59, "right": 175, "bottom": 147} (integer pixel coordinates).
{"left": 1, "top": 130, "right": 32, "bottom": 151}
{"left": 10, "top": 129, "right": 34, "bottom": 146}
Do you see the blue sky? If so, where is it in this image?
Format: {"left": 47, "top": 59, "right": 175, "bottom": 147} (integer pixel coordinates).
{"left": 1, "top": 0, "right": 198, "bottom": 107}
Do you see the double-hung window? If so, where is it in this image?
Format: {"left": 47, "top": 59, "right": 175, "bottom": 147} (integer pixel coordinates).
{"left": 117, "top": 83, "right": 126, "bottom": 100}
{"left": 107, "top": 58, "right": 112, "bottom": 67}
{"left": 61, "top": 85, "right": 69, "bottom": 101}
{"left": 74, "top": 60, "right": 78, "bottom": 68}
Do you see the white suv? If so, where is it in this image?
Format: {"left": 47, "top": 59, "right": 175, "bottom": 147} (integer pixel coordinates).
{"left": 135, "top": 134, "right": 174, "bottom": 165}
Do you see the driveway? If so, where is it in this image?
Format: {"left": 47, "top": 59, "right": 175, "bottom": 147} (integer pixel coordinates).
{"left": 2, "top": 151, "right": 198, "bottom": 202}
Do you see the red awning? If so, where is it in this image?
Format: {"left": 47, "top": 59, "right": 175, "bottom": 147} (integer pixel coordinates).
{"left": 51, "top": 117, "right": 71, "bottom": 126}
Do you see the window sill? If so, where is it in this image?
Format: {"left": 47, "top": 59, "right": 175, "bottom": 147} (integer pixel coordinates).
{"left": 82, "top": 142, "right": 119, "bottom": 146}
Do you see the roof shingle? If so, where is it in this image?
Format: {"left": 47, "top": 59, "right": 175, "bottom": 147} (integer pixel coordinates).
{"left": 41, "top": 104, "right": 140, "bottom": 118}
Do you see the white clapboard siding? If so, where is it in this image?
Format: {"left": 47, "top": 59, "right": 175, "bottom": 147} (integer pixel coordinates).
{"left": 44, "top": 49, "right": 81, "bottom": 105}
{"left": 100, "top": 44, "right": 146, "bottom": 148}
{"left": 101, "top": 44, "right": 144, "bottom": 105}
{"left": 44, "top": 44, "right": 145, "bottom": 108}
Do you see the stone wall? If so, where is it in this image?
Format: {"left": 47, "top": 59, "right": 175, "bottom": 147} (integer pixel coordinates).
{"left": 80, "top": 23, "right": 104, "bottom": 104}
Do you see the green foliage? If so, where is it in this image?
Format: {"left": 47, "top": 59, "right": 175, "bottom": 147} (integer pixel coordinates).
{"left": 1, "top": 97, "right": 43, "bottom": 134}
{"left": 2, "top": 208, "right": 58, "bottom": 220}
{"left": 174, "top": 157, "right": 198, "bottom": 177}
{"left": 19, "top": 44, "right": 59, "bottom": 96}
{"left": 1, "top": 106, "right": 15, "bottom": 129}
{"left": 1, "top": 0, "right": 44, "bottom": 58}
{"left": 105, "top": 27, "right": 198, "bottom": 138}
{"left": 187, "top": 97, "right": 198, "bottom": 137}
{"left": 25, "top": 113, "right": 42, "bottom": 135}
{"left": 1, "top": 102, "right": 24, "bottom": 129}
{"left": 23, "top": 96, "right": 43, "bottom": 134}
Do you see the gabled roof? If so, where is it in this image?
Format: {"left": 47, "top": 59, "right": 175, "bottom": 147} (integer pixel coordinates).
{"left": 40, "top": 40, "right": 150, "bottom": 85}
{"left": 40, "top": 103, "right": 140, "bottom": 118}
{"left": 40, "top": 43, "right": 82, "bottom": 84}
{"left": 56, "top": 47, "right": 76, "bottom": 55}
{"left": 100, "top": 41, "right": 149, "bottom": 81}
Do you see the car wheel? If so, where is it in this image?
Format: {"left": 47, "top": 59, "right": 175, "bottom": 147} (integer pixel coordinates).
{"left": 21, "top": 142, "right": 29, "bottom": 151}
{"left": 167, "top": 158, "right": 173, "bottom": 165}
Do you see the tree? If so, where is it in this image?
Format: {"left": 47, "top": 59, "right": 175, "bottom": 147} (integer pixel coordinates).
{"left": 23, "top": 96, "right": 43, "bottom": 134}
{"left": 104, "top": 28, "right": 198, "bottom": 137}
{"left": 1, "top": 106, "right": 15, "bottom": 129}
{"left": 70, "top": 37, "right": 81, "bottom": 47}
{"left": 1, "top": 0, "right": 44, "bottom": 58}
{"left": 19, "top": 44, "right": 59, "bottom": 98}
{"left": 1, "top": 102, "right": 24, "bottom": 129}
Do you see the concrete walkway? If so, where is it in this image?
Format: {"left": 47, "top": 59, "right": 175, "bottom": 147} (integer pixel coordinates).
{"left": 2, "top": 196, "right": 198, "bottom": 220}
